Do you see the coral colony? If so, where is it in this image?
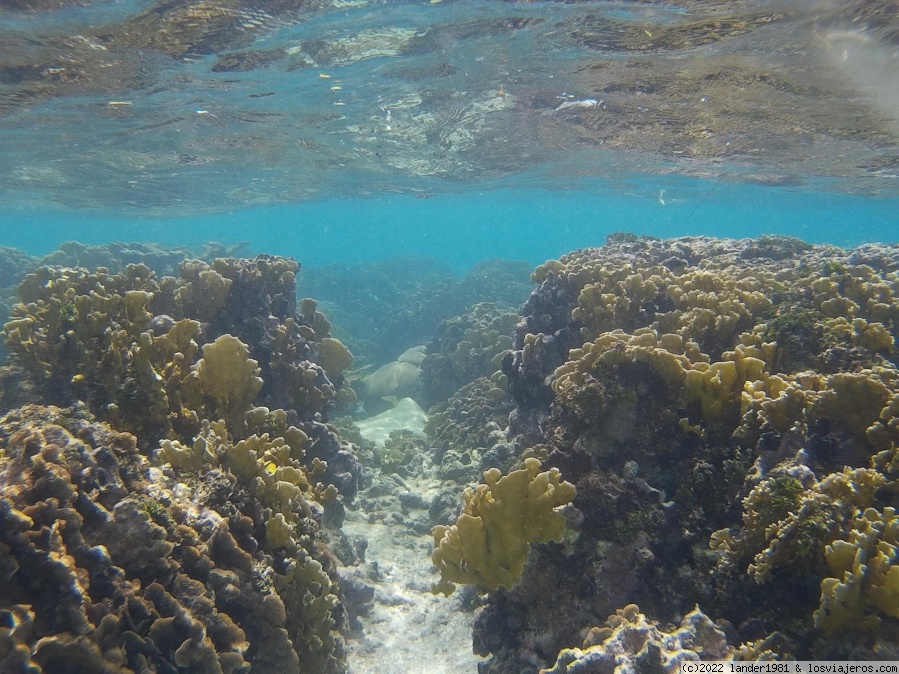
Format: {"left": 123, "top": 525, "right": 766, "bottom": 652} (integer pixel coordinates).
{"left": 1, "top": 234, "right": 898, "bottom": 673}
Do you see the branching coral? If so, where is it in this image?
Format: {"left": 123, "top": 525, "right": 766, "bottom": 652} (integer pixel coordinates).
{"left": 814, "top": 506, "right": 899, "bottom": 633}
{"left": 274, "top": 550, "right": 343, "bottom": 673}
{"left": 182, "top": 334, "right": 264, "bottom": 435}
{"left": 431, "top": 457, "right": 576, "bottom": 595}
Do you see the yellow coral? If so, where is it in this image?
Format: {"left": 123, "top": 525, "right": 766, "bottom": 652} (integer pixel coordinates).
{"left": 157, "top": 419, "right": 318, "bottom": 551}
{"left": 184, "top": 334, "right": 263, "bottom": 434}
{"left": 430, "top": 457, "right": 576, "bottom": 596}
{"left": 811, "top": 372, "right": 891, "bottom": 439}
{"left": 317, "top": 337, "right": 354, "bottom": 381}
{"left": 711, "top": 466, "right": 885, "bottom": 583}
{"left": 553, "top": 328, "right": 767, "bottom": 430}
{"left": 273, "top": 551, "right": 340, "bottom": 673}
{"left": 175, "top": 264, "right": 232, "bottom": 323}
{"left": 815, "top": 506, "right": 899, "bottom": 633}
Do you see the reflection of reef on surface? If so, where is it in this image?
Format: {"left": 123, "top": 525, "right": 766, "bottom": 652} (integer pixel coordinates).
{"left": 1, "top": 1, "right": 897, "bottom": 212}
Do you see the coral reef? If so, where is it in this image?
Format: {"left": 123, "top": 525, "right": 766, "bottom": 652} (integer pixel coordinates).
{"left": 0, "top": 405, "right": 348, "bottom": 673}
{"left": 540, "top": 604, "right": 733, "bottom": 674}
{"left": 8, "top": 233, "right": 899, "bottom": 673}
{"left": 2, "top": 255, "right": 360, "bottom": 499}
{"left": 0, "top": 246, "right": 39, "bottom": 291}
{"left": 425, "top": 373, "right": 515, "bottom": 482}
{"left": 300, "top": 257, "right": 531, "bottom": 369}
{"left": 0, "top": 250, "right": 366, "bottom": 672}
{"left": 472, "top": 234, "right": 899, "bottom": 671}
{"left": 39, "top": 241, "right": 204, "bottom": 278}
{"left": 430, "top": 457, "right": 576, "bottom": 596}
{"left": 419, "top": 302, "right": 518, "bottom": 408}
{"left": 814, "top": 506, "right": 899, "bottom": 634}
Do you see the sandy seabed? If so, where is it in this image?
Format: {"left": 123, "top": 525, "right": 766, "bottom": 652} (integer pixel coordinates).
{"left": 343, "top": 473, "right": 484, "bottom": 674}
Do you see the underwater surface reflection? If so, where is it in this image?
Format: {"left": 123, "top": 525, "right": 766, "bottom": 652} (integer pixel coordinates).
{"left": 0, "top": 0, "right": 897, "bottom": 213}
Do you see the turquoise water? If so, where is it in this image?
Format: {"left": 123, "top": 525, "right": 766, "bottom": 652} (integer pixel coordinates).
{"left": 4, "top": 180, "right": 898, "bottom": 268}
{"left": 2, "top": 1, "right": 899, "bottom": 672}
{"left": 2, "top": 0, "right": 898, "bottom": 263}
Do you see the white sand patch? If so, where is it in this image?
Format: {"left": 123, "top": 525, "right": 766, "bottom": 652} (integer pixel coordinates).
{"left": 356, "top": 397, "right": 427, "bottom": 446}
{"left": 343, "top": 473, "right": 484, "bottom": 673}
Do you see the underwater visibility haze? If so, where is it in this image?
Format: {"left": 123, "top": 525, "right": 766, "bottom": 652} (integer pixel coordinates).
{"left": 1, "top": 0, "right": 899, "bottom": 673}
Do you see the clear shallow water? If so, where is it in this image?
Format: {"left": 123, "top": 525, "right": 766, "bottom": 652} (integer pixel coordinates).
{"left": 2, "top": 3, "right": 899, "bottom": 672}
{"left": 3, "top": 180, "right": 899, "bottom": 269}
{"left": 1, "top": 0, "right": 898, "bottom": 229}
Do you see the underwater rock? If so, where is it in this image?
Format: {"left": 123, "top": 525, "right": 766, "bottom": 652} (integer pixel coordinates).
{"left": 361, "top": 360, "right": 422, "bottom": 415}
{"left": 356, "top": 398, "right": 427, "bottom": 447}
{"left": 397, "top": 344, "right": 427, "bottom": 367}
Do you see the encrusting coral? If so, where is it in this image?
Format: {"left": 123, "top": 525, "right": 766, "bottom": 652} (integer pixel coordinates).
{"left": 0, "top": 404, "right": 348, "bottom": 674}
{"left": 430, "top": 457, "right": 576, "bottom": 596}
{"left": 540, "top": 604, "right": 733, "bottom": 674}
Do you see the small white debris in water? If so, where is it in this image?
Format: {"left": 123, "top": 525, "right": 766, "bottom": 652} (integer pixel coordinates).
{"left": 554, "top": 98, "right": 598, "bottom": 112}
